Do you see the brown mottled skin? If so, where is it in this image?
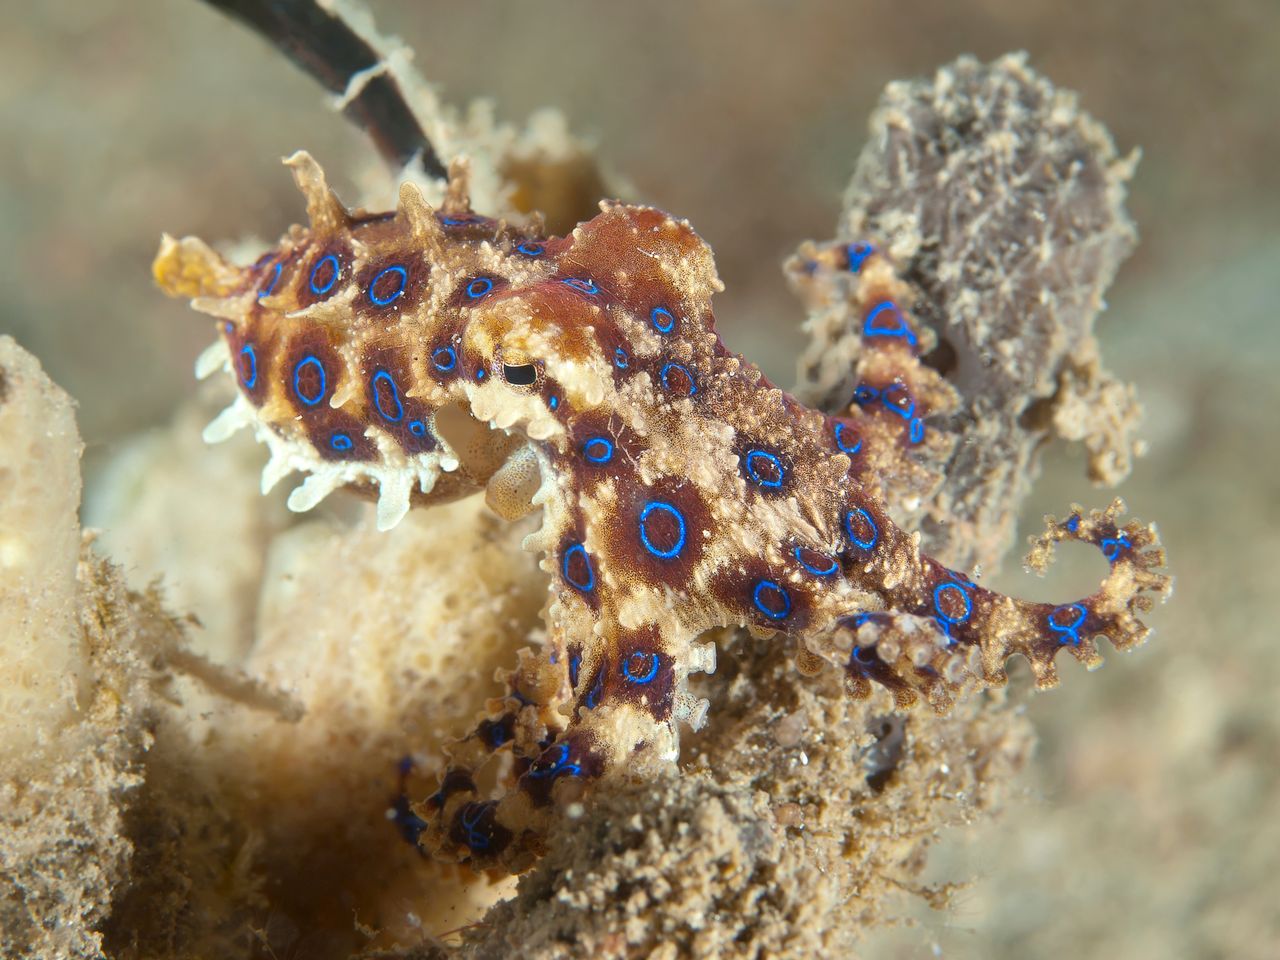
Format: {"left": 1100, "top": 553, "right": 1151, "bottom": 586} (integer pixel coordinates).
{"left": 155, "top": 153, "right": 1169, "bottom": 870}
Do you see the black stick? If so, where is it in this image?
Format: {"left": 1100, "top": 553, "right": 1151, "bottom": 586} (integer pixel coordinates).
{"left": 199, "top": 0, "right": 448, "bottom": 178}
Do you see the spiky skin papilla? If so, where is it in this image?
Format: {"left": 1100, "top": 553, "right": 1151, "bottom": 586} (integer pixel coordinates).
{"left": 154, "top": 152, "right": 1170, "bottom": 870}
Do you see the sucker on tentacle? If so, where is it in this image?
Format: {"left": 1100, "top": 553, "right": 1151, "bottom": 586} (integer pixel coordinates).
{"left": 155, "top": 152, "right": 1170, "bottom": 871}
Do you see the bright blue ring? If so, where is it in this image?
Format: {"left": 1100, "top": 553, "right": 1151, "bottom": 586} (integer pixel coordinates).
{"left": 238, "top": 343, "right": 258, "bottom": 389}
{"left": 367, "top": 264, "right": 407, "bottom": 306}
{"left": 432, "top": 346, "right": 457, "bottom": 371}
{"left": 562, "top": 544, "right": 595, "bottom": 592}
{"left": 561, "top": 277, "right": 599, "bottom": 295}
{"left": 614, "top": 347, "right": 629, "bottom": 369}
{"left": 329, "top": 432, "right": 353, "bottom": 452}
{"left": 659, "top": 362, "right": 697, "bottom": 396}
{"left": 529, "top": 743, "right": 580, "bottom": 779}
{"left": 846, "top": 242, "right": 874, "bottom": 273}
{"left": 881, "top": 382, "right": 916, "bottom": 420}
{"left": 516, "top": 242, "right": 544, "bottom": 256}
{"left": 833, "top": 422, "right": 861, "bottom": 455}
{"left": 752, "top": 580, "right": 792, "bottom": 620}
{"left": 933, "top": 582, "right": 973, "bottom": 624}
{"left": 582, "top": 437, "right": 613, "bottom": 464}
{"left": 408, "top": 420, "right": 427, "bottom": 437}
{"left": 849, "top": 645, "right": 876, "bottom": 666}
{"left": 863, "top": 300, "right": 917, "bottom": 346}
{"left": 584, "top": 669, "right": 603, "bottom": 709}
{"left": 258, "top": 261, "right": 282, "bottom": 299}
{"left": 292, "top": 355, "right": 327, "bottom": 407}
{"left": 639, "top": 500, "right": 686, "bottom": 560}
{"left": 844, "top": 507, "right": 878, "bottom": 550}
{"left": 440, "top": 215, "right": 473, "bottom": 226}
{"left": 793, "top": 545, "right": 838, "bottom": 576}
{"left": 744, "top": 449, "right": 784, "bottom": 489}
{"left": 650, "top": 306, "right": 676, "bottom": 334}
{"left": 1065, "top": 515, "right": 1082, "bottom": 533}
{"left": 853, "top": 384, "right": 880, "bottom": 406}
{"left": 465, "top": 277, "right": 494, "bottom": 300}
{"left": 308, "top": 254, "right": 339, "bottom": 295}
{"left": 459, "top": 802, "right": 492, "bottom": 851}
{"left": 1101, "top": 534, "right": 1131, "bottom": 563}
{"left": 1048, "top": 603, "right": 1087, "bottom": 632}
{"left": 908, "top": 417, "right": 925, "bottom": 444}
{"left": 549, "top": 395, "right": 559, "bottom": 410}
{"left": 1048, "top": 603, "right": 1087, "bottom": 646}
{"left": 622, "top": 651, "right": 660, "bottom": 684}
{"left": 370, "top": 370, "right": 404, "bottom": 422}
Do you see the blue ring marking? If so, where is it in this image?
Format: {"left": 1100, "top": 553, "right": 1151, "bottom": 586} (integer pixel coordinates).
{"left": 793, "top": 545, "right": 838, "bottom": 576}
{"left": 846, "top": 241, "right": 874, "bottom": 273}
{"left": 1065, "top": 514, "right": 1082, "bottom": 533}
{"left": 408, "top": 419, "right": 427, "bottom": 437}
{"left": 933, "top": 582, "right": 973, "bottom": 625}
{"left": 650, "top": 306, "right": 676, "bottom": 334}
{"left": 584, "top": 667, "right": 604, "bottom": 709}
{"left": 622, "top": 651, "right": 661, "bottom": 685}
{"left": 561, "top": 543, "right": 595, "bottom": 593}
{"left": 881, "top": 382, "right": 916, "bottom": 420}
{"left": 476, "top": 367, "right": 486, "bottom": 381}
{"left": 238, "top": 344, "right": 258, "bottom": 389}
{"left": 862, "top": 300, "right": 918, "bottom": 346}
{"left": 465, "top": 277, "right": 494, "bottom": 300}
{"left": 638, "top": 500, "right": 687, "bottom": 560}
{"left": 833, "top": 421, "right": 862, "bottom": 455}
{"left": 582, "top": 437, "right": 614, "bottom": 464}
{"left": 459, "top": 801, "right": 494, "bottom": 851}
{"left": 292, "top": 355, "right": 327, "bottom": 407}
{"left": 849, "top": 644, "right": 876, "bottom": 666}
{"left": 529, "top": 743, "right": 581, "bottom": 779}
{"left": 440, "top": 215, "right": 476, "bottom": 226}
{"left": 853, "top": 384, "right": 880, "bottom": 406}
{"left": 908, "top": 417, "right": 925, "bottom": 444}
{"left": 744, "top": 449, "right": 785, "bottom": 489}
{"left": 329, "top": 432, "right": 354, "bottom": 452}
{"left": 568, "top": 652, "right": 582, "bottom": 689}
{"left": 258, "top": 261, "right": 282, "bottom": 299}
{"left": 308, "top": 253, "right": 340, "bottom": 295}
{"left": 561, "top": 277, "right": 599, "bottom": 295}
{"left": 370, "top": 370, "right": 405, "bottom": 422}
{"left": 1047, "top": 603, "right": 1087, "bottom": 646}
{"left": 549, "top": 395, "right": 560, "bottom": 410}
{"left": 367, "top": 264, "right": 408, "bottom": 306}
{"left": 613, "top": 347, "right": 629, "bottom": 369}
{"left": 515, "top": 241, "right": 544, "bottom": 256}
{"left": 659, "top": 362, "right": 698, "bottom": 396}
{"left": 432, "top": 345, "right": 457, "bottom": 372}
{"left": 752, "top": 580, "right": 792, "bottom": 621}
{"left": 1101, "top": 533, "right": 1132, "bottom": 563}
{"left": 843, "top": 506, "right": 878, "bottom": 550}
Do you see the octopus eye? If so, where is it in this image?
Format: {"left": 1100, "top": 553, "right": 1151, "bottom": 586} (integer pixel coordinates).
{"left": 503, "top": 362, "right": 537, "bottom": 386}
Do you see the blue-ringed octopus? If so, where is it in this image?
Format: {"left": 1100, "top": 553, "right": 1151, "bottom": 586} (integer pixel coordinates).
{"left": 154, "top": 152, "right": 1170, "bottom": 870}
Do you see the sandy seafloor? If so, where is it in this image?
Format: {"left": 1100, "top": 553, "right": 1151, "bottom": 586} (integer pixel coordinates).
{"left": 2, "top": 2, "right": 1277, "bottom": 957}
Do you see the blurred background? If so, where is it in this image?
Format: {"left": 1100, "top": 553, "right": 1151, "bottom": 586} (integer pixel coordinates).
{"left": 2, "top": 2, "right": 1275, "bottom": 957}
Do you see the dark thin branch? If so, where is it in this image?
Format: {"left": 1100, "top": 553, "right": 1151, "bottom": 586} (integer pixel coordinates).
{"left": 199, "top": 0, "right": 448, "bottom": 178}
